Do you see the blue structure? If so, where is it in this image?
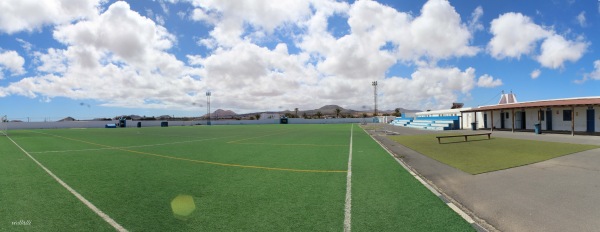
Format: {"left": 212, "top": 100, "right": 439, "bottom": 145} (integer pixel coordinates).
{"left": 390, "top": 113, "right": 413, "bottom": 126}
{"left": 390, "top": 115, "right": 460, "bottom": 131}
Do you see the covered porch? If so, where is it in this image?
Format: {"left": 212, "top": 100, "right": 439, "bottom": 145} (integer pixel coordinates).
{"left": 461, "top": 98, "right": 600, "bottom": 136}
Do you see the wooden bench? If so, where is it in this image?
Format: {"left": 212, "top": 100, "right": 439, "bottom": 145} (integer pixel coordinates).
{"left": 436, "top": 133, "right": 491, "bottom": 144}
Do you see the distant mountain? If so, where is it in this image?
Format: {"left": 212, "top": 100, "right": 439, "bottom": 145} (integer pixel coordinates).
{"left": 58, "top": 117, "right": 76, "bottom": 122}
{"left": 206, "top": 105, "right": 421, "bottom": 118}
{"left": 318, "top": 105, "right": 346, "bottom": 111}
{"left": 204, "top": 109, "right": 237, "bottom": 117}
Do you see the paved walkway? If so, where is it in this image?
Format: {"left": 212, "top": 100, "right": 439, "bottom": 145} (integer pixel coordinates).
{"left": 368, "top": 125, "right": 600, "bottom": 232}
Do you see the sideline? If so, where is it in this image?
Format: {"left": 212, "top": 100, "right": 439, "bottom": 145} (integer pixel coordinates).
{"left": 360, "top": 126, "right": 486, "bottom": 231}
{"left": 343, "top": 124, "right": 353, "bottom": 232}
{"left": 6, "top": 135, "right": 128, "bottom": 232}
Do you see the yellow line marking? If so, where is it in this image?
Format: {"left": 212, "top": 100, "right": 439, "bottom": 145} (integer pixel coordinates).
{"left": 230, "top": 142, "right": 346, "bottom": 147}
{"left": 226, "top": 130, "right": 292, "bottom": 143}
{"left": 30, "top": 131, "right": 346, "bottom": 173}
{"left": 30, "top": 136, "right": 236, "bottom": 154}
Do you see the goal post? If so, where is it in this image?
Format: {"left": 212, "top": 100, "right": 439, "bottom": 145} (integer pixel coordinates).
{"left": 1, "top": 115, "right": 7, "bottom": 136}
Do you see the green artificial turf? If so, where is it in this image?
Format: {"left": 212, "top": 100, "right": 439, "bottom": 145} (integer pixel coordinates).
{"left": 1, "top": 124, "right": 474, "bottom": 231}
{"left": 389, "top": 134, "right": 599, "bottom": 174}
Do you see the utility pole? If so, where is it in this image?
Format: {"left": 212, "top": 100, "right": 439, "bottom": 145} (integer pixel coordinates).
{"left": 372, "top": 81, "right": 378, "bottom": 116}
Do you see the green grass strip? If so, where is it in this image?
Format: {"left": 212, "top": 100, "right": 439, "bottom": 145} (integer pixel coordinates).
{"left": 389, "top": 134, "right": 599, "bottom": 174}
{"left": 351, "top": 127, "right": 474, "bottom": 231}
{"left": 0, "top": 136, "right": 114, "bottom": 231}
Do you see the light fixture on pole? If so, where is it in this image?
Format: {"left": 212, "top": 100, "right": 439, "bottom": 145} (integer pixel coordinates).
{"left": 206, "top": 91, "right": 211, "bottom": 125}
{"left": 372, "top": 81, "right": 378, "bottom": 116}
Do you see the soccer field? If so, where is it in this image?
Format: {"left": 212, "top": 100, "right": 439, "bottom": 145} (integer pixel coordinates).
{"left": 1, "top": 124, "right": 473, "bottom": 231}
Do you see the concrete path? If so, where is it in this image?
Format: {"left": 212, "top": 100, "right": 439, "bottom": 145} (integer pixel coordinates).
{"left": 367, "top": 125, "right": 600, "bottom": 232}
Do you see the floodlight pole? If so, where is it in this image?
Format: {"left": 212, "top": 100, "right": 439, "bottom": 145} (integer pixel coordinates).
{"left": 372, "top": 81, "right": 378, "bottom": 116}
{"left": 206, "top": 91, "right": 211, "bottom": 125}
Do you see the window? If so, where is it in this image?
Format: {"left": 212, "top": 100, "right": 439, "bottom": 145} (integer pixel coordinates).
{"left": 505, "top": 112, "right": 509, "bottom": 119}
{"left": 563, "top": 110, "right": 572, "bottom": 121}
{"left": 539, "top": 110, "right": 545, "bottom": 121}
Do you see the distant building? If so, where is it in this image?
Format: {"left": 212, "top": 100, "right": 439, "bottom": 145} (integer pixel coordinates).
{"left": 259, "top": 113, "right": 281, "bottom": 120}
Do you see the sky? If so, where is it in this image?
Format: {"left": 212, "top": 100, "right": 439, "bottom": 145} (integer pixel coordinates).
{"left": 0, "top": 0, "right": 599, "bottom": 121}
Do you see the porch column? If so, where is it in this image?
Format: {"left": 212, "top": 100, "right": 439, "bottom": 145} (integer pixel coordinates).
{"left": 460, "top": 112, "right": 464, "bottom": 130}
{"left": 491, "top": 110, "right": 494, "bottom": 132}
{"left": 511, "top": 108, "right": 515, "bottom": 133}
{"left": 572, "top": 106, "right": 575, "bottom": 136}
{"left": 474, "top": 112, "right": 477, "bottom": 129}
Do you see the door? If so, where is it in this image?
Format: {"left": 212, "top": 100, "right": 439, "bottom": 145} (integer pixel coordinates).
{"left": 500, "top": 112, "right": 505, "bottom": 129}
{"left": 546, "top": 109, "right": 553, "bottom": 131}
{"left": 483, "top": 113, "right": 488, "bottom": 128}
{"left": 521, "top": 111, "right": 526, "bottom": 129}
{"left": 515, "top": 111, "right": 522, "bottom": 129}
{"left": 587, "top": 108, "right": 595, "bottom": 133}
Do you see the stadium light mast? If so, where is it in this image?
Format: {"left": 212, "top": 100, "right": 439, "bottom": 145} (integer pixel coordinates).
{"left": 206, "top": 91, "right": 211, "bottom": 125}
{"left": 372, "top": 81, "right": 378, "bottom": 116}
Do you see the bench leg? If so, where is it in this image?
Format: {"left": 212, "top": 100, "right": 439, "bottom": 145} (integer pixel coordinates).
{"left": 437, "top": 138, "right": 441, "bottom": 144}
{"left": 487, "top": 134, "right": 491, "bottom": 140}
{"left": 464, "top": 136, "right": 467, "bottom": 142}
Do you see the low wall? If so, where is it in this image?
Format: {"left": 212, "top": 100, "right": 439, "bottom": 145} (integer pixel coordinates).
{"left": 5, "top": 118, "right": 367, "bottom": 130}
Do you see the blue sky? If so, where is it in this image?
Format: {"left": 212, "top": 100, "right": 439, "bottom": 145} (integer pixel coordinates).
{"left": 0, "top": 0, "right": 599, "bottom": 121}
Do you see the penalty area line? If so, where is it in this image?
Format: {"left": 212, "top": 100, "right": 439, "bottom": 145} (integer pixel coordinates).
{"left": 6, "top": 136, "right": 127, "bottom": 232}
{"left": 343, "top": 124, "right": 353, "bottom": 232}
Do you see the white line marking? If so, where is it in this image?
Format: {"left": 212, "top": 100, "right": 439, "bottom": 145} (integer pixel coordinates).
{"left": 6, "top": 136, "right": 128, "bottom": 232}
{"left": 361, "top": 128, "right": 479, "bottom": 228}
{"left": 343, "top": 124, "right": 353, "bottom": 232}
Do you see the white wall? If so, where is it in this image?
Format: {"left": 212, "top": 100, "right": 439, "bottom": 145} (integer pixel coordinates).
{"left": 5, "top": 118, "right": 364, "bottom": 130}
{"left": 480, "top": 106, "right": 599, "bottom": 132}
{"left": 460, "top": 112, "right": 485, "bottom": 129}
{"left": 548, "top": 107, "right": 587, "bottom": 131}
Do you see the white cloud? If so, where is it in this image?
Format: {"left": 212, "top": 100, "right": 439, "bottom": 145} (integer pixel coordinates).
{"left": 0, "top": 50, "right": 26, "bottom": 78}
{"left": 35, "top": 48, "right": 68, "bottom": 74}
{"left": 488, "top": 12, "right": 588, "bottom": 69}
{"left": 190, "top": 0, "right": 313, "bottom": 47}
{"left": 53, "top": 1, "right": 178, "bottom": 70}
{"left": 301, "top": 0, "right": 478, "bottom": 79}
{"left": 404, "top": 0, "right": 479, "bottom": 60}
{"left": 530, "top": 69, "right": 541, "bottom": 79}
{"left": 589, "top": 60, "right": 600, "bottom": 80}
{"left": 468, "top": 6, "right": 484, "bottom": 32}
{"left": 576, "top": 11, "right": 586, "bottom": 27}
{"left": 477, "top": 74, "right": 503, "bottom": 88}
{"left": 16, "top": 38, "right": 33, "bottom": 52}
{"left": 0, "top": 0, "right": 494, "bottom": 113}
{"left": 0, "top": 0, "right": 101, "bottom": 34}
{"left": 380, "top": 66, "right": 477, "bottom": 110}
{"left": 577, "top": 60, "right": 600, "bottom": 83}
{"left": 537, "top": 34, "right": 588, "bottom": 69}
{"left": 0, "top": 1, "right": 203, "bottom": 109}
{"left": 488, "top": 12, "right": 549, "bottom": 59}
